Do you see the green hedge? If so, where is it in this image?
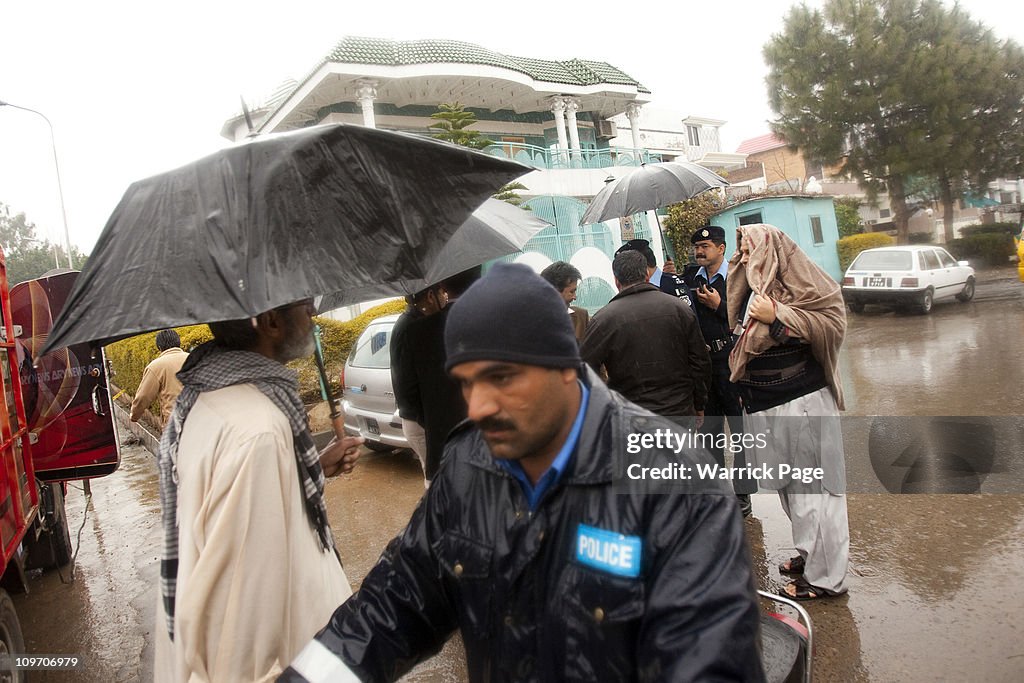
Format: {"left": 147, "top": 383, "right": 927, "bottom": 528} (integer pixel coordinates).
{"left": 945, "top": 233, "right": 1016, "bottom": 267}
{"left": 837, "top": 233, "right": 896, "bottom": 272}
{"left": 106, "top": 299, "right": 406, "bottom": 412}
{"left": 959, "top": 222, "right": 1018, "bottom": 238}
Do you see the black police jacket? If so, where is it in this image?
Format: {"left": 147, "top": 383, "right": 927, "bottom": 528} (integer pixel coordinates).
{"left": 656, "top": 269, "right": 694, "bottom": 309}
{"left": 285, "top": 367, "right": 765, "bottom": 683}
{"left": 689, "top": 271, "right": 734, "bottom": 361}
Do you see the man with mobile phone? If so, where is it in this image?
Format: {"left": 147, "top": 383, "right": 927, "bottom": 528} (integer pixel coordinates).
{"left": 691, "top": 225, "right": 756, "bottom": 517}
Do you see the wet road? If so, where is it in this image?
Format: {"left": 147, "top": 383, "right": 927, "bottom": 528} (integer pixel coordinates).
{"left": 10, "top": 266, "right": 1024, "bottom": 682}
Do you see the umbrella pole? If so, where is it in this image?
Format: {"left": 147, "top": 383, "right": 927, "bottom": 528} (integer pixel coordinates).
{"left": 652, "top": 211, "right": 669, "bottom": 262}
{"left": 313, "top": 325, "right": 344, "bottom": 436}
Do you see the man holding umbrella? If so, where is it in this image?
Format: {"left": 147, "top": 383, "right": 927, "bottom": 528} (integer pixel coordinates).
{"left": 154, "top": 299, "right": 363, "bottom": 682}
{"left": 35, "top": 122, "right": 534, "bottom": 681}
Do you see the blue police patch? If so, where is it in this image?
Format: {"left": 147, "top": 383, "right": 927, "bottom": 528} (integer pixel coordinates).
{"left": 575, "top": 524, "right": 642, "bottom": 578}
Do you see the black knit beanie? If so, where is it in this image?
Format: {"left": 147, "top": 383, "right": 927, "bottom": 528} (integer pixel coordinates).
{"left": 445, "top": 262, "right": 582, "bottom": 372}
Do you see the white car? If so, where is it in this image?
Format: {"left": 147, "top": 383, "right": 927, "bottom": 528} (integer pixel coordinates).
{"left": 842, "top": 245, "right": 975, "bottom": 314}
{"left": 340, "top": 314, "right": 406, "bottom": 451}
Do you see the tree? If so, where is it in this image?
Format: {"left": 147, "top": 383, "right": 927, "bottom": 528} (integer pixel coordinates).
{"left": 491, "top": 181, "right": 528, "bottom": 207}
{"left": 661, "top": 192, "right": 726, "bottom": 262}
{"left": 0, "top": 202, "right": 87, "bottom": 285}
{"left": 429, "top": 102, "right": 494, "bottom": 150}
{"left": 764, "top": 0, "right": 1024, "bottom": 244}
{"left": 430, "top": 103, "right": 528, "bottom": 207}
{"left": 910, "top": 3, "right": 1024, "bottom": 240}
{"left": 833, "top": 196, "right": 864, "bottom": 238}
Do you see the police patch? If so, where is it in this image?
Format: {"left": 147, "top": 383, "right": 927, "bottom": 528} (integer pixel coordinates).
{"left": 575, "top": 524, "right": 641, "bottom": 578}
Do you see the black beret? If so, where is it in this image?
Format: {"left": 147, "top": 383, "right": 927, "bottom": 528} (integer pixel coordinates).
{"left": 691, "top": 225, "right": 726, "bottom": 244}
{"left": 615, "top": 239, "right": 656, "bottom": 267}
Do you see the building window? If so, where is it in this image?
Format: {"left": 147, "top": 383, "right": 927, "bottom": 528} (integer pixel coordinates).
{"left": 879, "top": 208, "right": 891, "bottom": 219}
{"left": 810, "top": 216, "right": 824, "bottom": 244}
{"left": 739, "top": 211, "right": 763, "bottom": 226}
{"left": 687, "top": 125, "right": 701, "bottom": 147}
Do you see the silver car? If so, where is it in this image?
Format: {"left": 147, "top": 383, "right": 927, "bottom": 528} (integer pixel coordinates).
{"left": 842, "top": 245, "right": 975, "bottom": 314}
{"left": 341, "top": 314, "right": 406, "bottom": 451}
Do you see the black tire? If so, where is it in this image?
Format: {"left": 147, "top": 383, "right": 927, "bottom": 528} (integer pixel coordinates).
{"left": 956, "top": 277, "right": 975, "bottom": 302}
{"left": 364, "top": 440, "right": 395, "bottom": 453}
{"left": 918, "top": 288, "right": 934, "bottom": 314}
{"left": 24, "top": 484, "right": 72, "bottom": 571}
{"left": 848, "top": 301, "right": 865, "bottom": 314}
{"left": 0, "top": 590, "right": 27, "bottom": 683}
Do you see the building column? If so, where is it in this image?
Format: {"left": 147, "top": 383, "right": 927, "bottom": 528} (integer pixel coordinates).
{"left": 550, "top": 96, "right": 569, "bottom": 167}
{"left": 625, "top": 102, "right": 642, "bottom": 156}
{"left": 356, "top": 80, "right": 378, "bottom": 128}
{"left": 565, "top": 97, "right": 582, "bottom": 167}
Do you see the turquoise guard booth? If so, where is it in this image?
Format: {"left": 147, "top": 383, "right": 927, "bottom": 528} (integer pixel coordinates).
{"left": 711, "top": 195, "right": 843, "bottom": 281}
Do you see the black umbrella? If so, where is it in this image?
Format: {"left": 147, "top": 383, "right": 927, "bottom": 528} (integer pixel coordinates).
{"left": 316, "top": 198, "right": 549, "bottom": 312}
{"left": 579, "top": 160, "right": 729, "bottom": 225}
{"left": 42, "top": 124, "right": 529, "bottom": 354}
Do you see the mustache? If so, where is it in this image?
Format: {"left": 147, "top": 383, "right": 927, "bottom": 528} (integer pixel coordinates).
{"left": 476, "top": 416, "right": 517, "bottom": 432}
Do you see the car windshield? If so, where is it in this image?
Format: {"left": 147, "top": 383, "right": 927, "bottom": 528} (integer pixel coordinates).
{"left": 850, "top": 250, "right": 913, "bottom": 271}
{"left": 349, "top": 324, "right": 392, "bottom": 368}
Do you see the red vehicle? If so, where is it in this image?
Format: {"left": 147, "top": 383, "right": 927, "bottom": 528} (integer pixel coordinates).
{"left": 0, "top": 253, "right": 119, "bottom": 670}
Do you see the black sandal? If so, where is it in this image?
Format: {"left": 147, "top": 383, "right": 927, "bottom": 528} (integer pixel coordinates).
{"left": 779, "top": 576, "right": 843, "bottom": 602}
{"left": 778, "top": 555, "right": 805, "bottom": 575}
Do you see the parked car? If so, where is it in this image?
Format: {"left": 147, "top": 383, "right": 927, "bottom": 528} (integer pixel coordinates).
{"left": 842, "top": 245, "right": 975, "bottom": 314}
{"left": 341, "top": 314, "right": 406, "bottom": 451}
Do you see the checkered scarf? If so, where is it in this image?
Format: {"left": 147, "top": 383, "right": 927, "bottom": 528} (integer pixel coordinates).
{"left": 157, "top": 341, "right": 336, "bottom": 639}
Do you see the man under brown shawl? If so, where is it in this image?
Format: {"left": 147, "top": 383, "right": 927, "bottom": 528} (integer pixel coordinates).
{"left": 727, "top": 224, "right": 849, "bottom": 601}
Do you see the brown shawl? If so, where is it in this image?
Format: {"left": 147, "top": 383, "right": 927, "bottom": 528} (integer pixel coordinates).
{"left": 726, "top": 224, "right": 846, "bottom": 410}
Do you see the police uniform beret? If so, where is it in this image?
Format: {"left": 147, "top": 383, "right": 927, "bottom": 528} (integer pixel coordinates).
{"left": 615, "top": 239, "right": 656, "bottom": 267}
{"left": 691, "top": 225, "right": 726, "bottom": 244}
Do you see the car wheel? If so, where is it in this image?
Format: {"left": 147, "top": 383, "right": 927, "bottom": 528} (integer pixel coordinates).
{"left": 25, "top": 483, "right": 73, "bottom": 570}
{"left": 956, "top": 277, "right": 975, "bottom": 302}
{"left": 0, "top": 590, "right": 27, "bottom": 683}
{"left": 918, "top": 288, "right": 934, "bottom": 314}
{"left": 365, "top": 440, "right": 396, "bottom": 453}
{"left": 848, "top": 301, "right": 865, "bottom": 314}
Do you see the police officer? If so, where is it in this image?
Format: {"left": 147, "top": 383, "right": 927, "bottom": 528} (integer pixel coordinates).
{"left": 279, "top": 263, "right": 764, "bottom": 683}
{"left": 689, "top": 225, "right": 756, "bottom": 517}
{"left": 615, "top": 238, "right": 692, "bottom": 308}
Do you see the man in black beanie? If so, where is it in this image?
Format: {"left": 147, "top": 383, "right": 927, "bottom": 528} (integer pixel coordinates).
{"left": 282, "top": 262, "right": 764, "bottom": 683}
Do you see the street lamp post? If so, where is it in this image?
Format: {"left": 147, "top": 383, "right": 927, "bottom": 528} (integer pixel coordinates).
{"left": 0, "top": 100, "right": 75, "bottom": 269}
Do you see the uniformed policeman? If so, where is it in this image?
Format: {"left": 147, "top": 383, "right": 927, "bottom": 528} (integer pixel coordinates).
{"left": 615, "top": 238, "right": 693, "bottom": 308}
{"left": 279, "top": 262, "right": 764, "bottom": 683}
{"left": 689, "top": 224, "right": 756, "bottom": 516}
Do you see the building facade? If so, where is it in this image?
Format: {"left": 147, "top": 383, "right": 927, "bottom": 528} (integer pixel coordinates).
{"left": 225, "top": 37, "right": 738, "bottom": 313}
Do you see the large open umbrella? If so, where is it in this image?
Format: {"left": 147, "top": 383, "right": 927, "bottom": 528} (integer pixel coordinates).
{"left": 42, "top": 124, "right": 529, "bottom": 354}
{"left": 316, "top": 197, "right": 549, "bottom": 313}
{"left": 579, "top": 160, "right": 729, "bottom": 225}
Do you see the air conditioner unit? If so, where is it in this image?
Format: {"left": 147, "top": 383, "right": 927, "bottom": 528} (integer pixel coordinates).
{"left": 595, "top": 120, "right": 617, "bottom": 139}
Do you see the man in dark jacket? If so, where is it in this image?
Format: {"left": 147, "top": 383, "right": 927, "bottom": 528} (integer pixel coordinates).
{"left": 401, "top": 267, "right": 480, "bottom": 483}
{"left": 580, "top": 250, "right": 711, "bottom": 418}
{"left": 390, "top": 295, "right": 427, "bottom": 475}
{"left": 281, "top": 263, "right": 763, "bottom": 683}
{"left": 687, "top": 225, "right": 756, "bottom": 517}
